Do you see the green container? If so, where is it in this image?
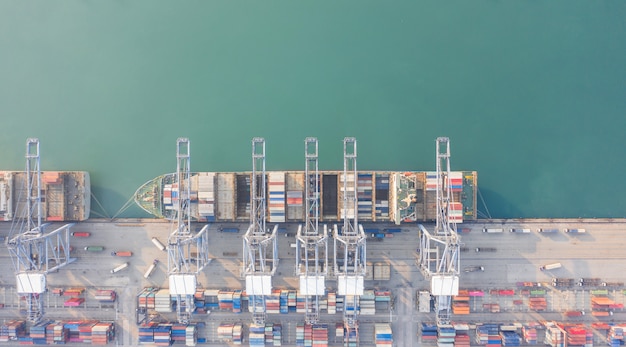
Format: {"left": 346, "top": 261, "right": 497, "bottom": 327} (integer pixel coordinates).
{"left": 84, "top": 246, "right": 104, "bottom": 252}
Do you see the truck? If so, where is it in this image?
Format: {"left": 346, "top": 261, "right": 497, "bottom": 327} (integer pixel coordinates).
{"left": 71, "top": 232, "right": 90, "bottom": 237}
{"left": 540, "top": 262, "right": 562, "bottom": 271}
{"left": 143, "top": 259, "right": 158, "bottom": 279}
{"left": 510, "top": 228, "right": 531, "bottom": 233}
{"left": 151, "top": 237, "right": 166, "bottom": 251}
{"left": 475, "top": 247, "right": 497, "bottom": 252}
{"left": 84, "top": 246, "right": 104, "bottom": 252}
{"left": 482, "top": 228, "right": 503, "bottom": 233}
{"left": 111, "top": 262, "right": 129, "bottom": 274}
{"left": 111, "top": 251, "right": 133, "bottom": 257}
{"left": 464, "top": 266, "right": 485, "bottom": 273}
{"left": 537, "top": 228, "right": 559, "bottom": 233}
{"left": 564, "top": 228, "right": 586, "bottom": 234}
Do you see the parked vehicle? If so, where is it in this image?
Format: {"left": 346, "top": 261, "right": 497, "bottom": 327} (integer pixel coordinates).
{"left": 510, "top": 228, "right": 531, "bottom": 233}
{"left": 482, "top": 228, "right": 503, "bottom": 233}
{"left": 537, "top": 228, "right": 559, "bottom": 233}
{"left": 143, "top": 259, "right": 158, "bottom": 279}
{"left": 71, "top": 232, "right": 90, "bottom": 237}
{"left": 464, "top": 266, "right": 485, "bottom": 273}
{"left": 111, "top": 251, "right": 133, "bottom": 257}
{"left": 111, "top": 262, "right": 129, "bottom": 274}
{"left": 475, "top": 247, "right": 497, "bottom": 252}
{"left": 84, "top": 246, "right": 104, "bottom": 252}
{"left": 151, "top": 237, "right": 166, "bottom": 251}
{"left": 540, "top": 262, "right": 562, "bottom": 271}
{"left": 564, "top": 228, "right": 586, "bottom": 234}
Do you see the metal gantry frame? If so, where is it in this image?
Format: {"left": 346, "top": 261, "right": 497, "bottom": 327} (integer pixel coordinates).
{"left": 417, "top": 137, "right": 461, "bottom": 326}
{"left": 242, "top": 137, "right": 278, "bottom": 325}
{"left": 166, "top": 138, "right": 210, "bottom": 324}
{"left": 7, "top": 138, "right": 75, "bottom": 323}
{"left": 296, "top": 137, "right": 329, "bottom": 324}
{"left": 333, "top": 137, "right": 366, "bottom": 341}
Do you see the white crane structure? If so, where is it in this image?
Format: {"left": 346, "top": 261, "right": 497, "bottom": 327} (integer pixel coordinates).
{"left": 166, "top": 138, "right": 210, "bottom": 324}
{"left": 7, "top": 138, "right": 75, "bottom": 323}
{"left": 333, "top": 137, "right": 366, "bottom": 343}
{"left": 242, "top": 137, "right": 278, "bottom": 325}
{"left": 296, "top": 137, "right": 329, "bottom": 324}
{"left": 417, "top": 137, "right": 461, "bottom": 326}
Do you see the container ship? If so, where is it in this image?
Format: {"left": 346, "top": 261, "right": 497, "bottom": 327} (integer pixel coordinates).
{"left": 0, "top": 171, "right": 90, "bottom": 222}
{"left": 134, "top": 170, "right": 477, "bottom": 224}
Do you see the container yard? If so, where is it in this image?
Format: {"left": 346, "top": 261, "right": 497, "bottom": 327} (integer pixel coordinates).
{"left": 3, "top": 138, "right": 626, "bottom": 346}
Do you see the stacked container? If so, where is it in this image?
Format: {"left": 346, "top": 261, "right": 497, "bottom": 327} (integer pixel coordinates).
{"left": 204, "top": 289, "right": 219, "bottom": 311}
{"left": 94, "top": 289, "right": 116, "bottom": 302}
{"left": 268, "top": 172, "right": 286, "bottom": 223}
{"left": 344, "top": 296, "right": 359, "bottom": 316}
{"left": 522, "top": 325, "right": 538, "bottom": 345}
{"left": 137, "top": 287, "right": 157, "bottom": 310}
{"left": 64, "top": 297, "right": 85, "bottom": 307}
{"left": 343, "top": 322, "right": 358, "bottom": 347}
{"left": 438, "top": 324, "right": 455, "bottom": 347}
{"left": 29, "top": 321, "right": 49, "bottom": 345}
{"left": 153, "top": 324, "right": 172, "bottom": 346}
{"left": 454, "top": 324, "right": 471, "bottom": 347}
{"left": 233, "top": 323, "right": 243, "bottom": 345}
{"left": 154, "top": 289, "right": 173, "bottom": 312}
{"left": 374, "top": 174, "right": 389, "bottom": 218}
{"left": 185, "top": 325, "right": 197, "bottom": 346}
{"left": 420, "top": 323, "right": 438, "bottom": 343}
{"left": 360, "top": 290, "right": 376, "bottom": 315}
{"left": 248, "top": 323, "right": 265, "bottom": 347}
{"left": 327, "top": 291, "right": 336, "bottom": 314}
{"left": 564, "top": 326, "right": 588, "bottom": 347}
{"left": 544, "top": 322, "right": 564, "bottom": 347}
{"left": 339, "top": 173, "right": 356, "bottom": 219}
{"left": 528, "top": 297, "right": 547, "bottom": 311}
{"left": 500, "top": 330, "right": 521, "bottom": 347}
{"left": 266, "top": 290, "right": 281, "bottom": 314}
{"left": 279, "top": 290, "right": 289, "bottom": 314}
{"left": 91, "top": 322, "right": 115, "bottom": 345}
{"left": 357, "top": 173, "right": 373, "bottom": 220}
{"left": 233, "top": 290, "right": 243, "bottom": 313}
{"left": 476, "top": 324, "right": 500, "bottom": 346}
{"left": 218, "top": 290, "right": 234, "bottom": 311}
{"left": 607, "top": 325, "right": 625, "bottom": 347}
{"left": 138, "top": 322, "right": 157, "bottom": 344}
{"left": 374, "top": 323, "right": 393, "bottom": 346}
{"left": 197, "top": 173, "right": 215, "bottom": 222}
{"left": 288, "top": 291, "right": 297, "bottom": 312}
{"left": 452, "top": 290, "right": 470, "bottom": 315}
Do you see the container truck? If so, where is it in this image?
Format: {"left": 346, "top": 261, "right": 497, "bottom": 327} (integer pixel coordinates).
{"left": 84, "top": 246, "right": 104, "bottom": 252}
{"left": 111, "top": 251, "right": 133, "bottom": 257}
{"left": 151, "top": 237, "right": 166, "bottom": 251}
{"left": 463, "top": 266, "right": 485, "bottom": 273}
{"left": 564, "top": 228, "right": 586, "bottom": 233}
{"left": 143, "top": 259, "right": 158, "bottom": 279}
{"left": 537, "top": 228, "right": 559, "bottom": 233}
{"left": 510, "top": 228, "right": 531, "bottom": 233}
{"left": 539, "top": 262, "right": 562, "bottom": 271}
{"left": 482, "top": 228, "right": 503, "bottom": 233}
{"left": 111, "top": 262, "right": 129, "bottom": 274}
{"left": 71, "top": 232, "right": 90, "bottom": 237}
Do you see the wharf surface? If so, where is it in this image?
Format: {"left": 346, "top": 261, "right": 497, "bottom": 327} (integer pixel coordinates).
{"left": 1, "top": 218, "right": 626, "bottom": 346}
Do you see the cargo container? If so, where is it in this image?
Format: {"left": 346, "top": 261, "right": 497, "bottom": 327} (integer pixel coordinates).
{"left": 144, "top": 259, "right": 159, "bottom": 279}
{"left": 151, "top": 237, "right": 166, "bottom": 251}
{"left": 510, "top": 228, "right": 531, "bottom": 233}
{"left": 482, "top": 228, "right": 503, "bottom": 233}
{"left": 540, "top": 262, "right": 562, "bottom": 271}
{"left": 84, "top": 246, "right": 104, "bottom": 252}
{"left": 111, "top": 262, "right": 129, "bottom": 273}
{"left": 111, "top": 251, "right": 132, "bottom": 257}
{"left": 537, "top": 228, "right": 559, "bottom": 233}
{"left": 564, "top": 228, "right": 586, "bottom": 233}
{"left": 71, "top": 231, "right": 90, "bottom": 237}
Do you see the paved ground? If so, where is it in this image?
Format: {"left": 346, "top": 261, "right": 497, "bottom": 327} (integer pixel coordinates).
{"left": 1, "top": 218, "right": 626, "bottom": 346}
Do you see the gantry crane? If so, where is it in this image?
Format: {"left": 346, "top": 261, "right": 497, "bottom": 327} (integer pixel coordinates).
{"left": 296, "top": 137, "right": 329, "bottom": 324}
{"left": 166, "top": 138, "right": 210, "bottom": 324}
{"left": 417, "top": 137, "right": 461, "bottom": 326}
{"left": 7, "top": 138, "right": 75, "bottom": 323}
{"left": 242, "top": 137, "right": 278, "bottom": 325}
{"left": 333, "top": 137, "right": 366, "bottom": 345}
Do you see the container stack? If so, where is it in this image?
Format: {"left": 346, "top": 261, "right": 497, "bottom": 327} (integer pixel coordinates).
{"left": 64, "top": 297, "right": 85, "bottom": 307}
{"left": 607, "top": 325, "right": 625, "bottom": 347}
{"left": 564, "top": 326, "right": 588, "bottom": 347}
{"left": 420, "top": 323, "right": 438, "bottom": 343}
{"left": 92, "top": 322, "right": 115, "bottom": 345}
{"left": 528, "top": 297, "right": 547, "bottom": 311}
{"left": 233, "top": 290, "right": 243, "bottom": 313}
{"left": 544, "top": 322, "right": 564, "bottom": 347}
{"left": 452, "top": 290, "right": 470, "bottom": 315}
{"left": 153, "top": 324, "right": 172, "bottom": 346}
{"left": 454, "top": 324, "right": 471, "bottom": 347}
{"left": 365, "top": 262, "right": 374, "bottom": 280}
{"left": 500, "top": 331, "right": 521, "bottom": 347}
{"left": 327, "top": 292, "right": 337, "bottom": 314}
{"left": 138, "top": 322, "right": 157, "bottom": 344}
{"left": 137, "top": 288, "right": 157, "bottom": 310}
{"left": 437, "top": 324, "right": 455, "bottom": 347}
{"left": 591, "top": 296, "right": 618, "bottom": 316}
{"left": 266, "top": 290, "right": 281, "bottom": 314}
{"left": 249, "top": 323, "right": 265, "bottom": 347}
{"left": 373, "top": 262, "right": 391, "bottom": 280}
{"left": 63, "top": 288, "right": 85, "bottom": 297}
{"left": 483, "top": 303, "right": 501, "bottom": 313}
{"left": 94, "top": 289, "right": 116, "bottom": 302}
{"left": 218, "top": 323, "right": 234, "bottom": 341}
{"left": 204, "top": 289, "right": 219, "bottom": 311}
{"left": 155, "top": 289, "right": 173, "bottom": 312}
{"left": 185, "top": 325, "right": 197, "bottom": 346}
{"left": 268, "top": 172, "right": 286, "bottom": 223}
{"left": 522, "top": 326, "right": 538, "bottom": 344}
{"left": 296, "top": 292, "right": 306, "bottom": 313}
{"left": 194, "top": 289, "right": 205, "bottom": 313}
{"left": 374, "top": 174, "right": 390, "bottom": 219}
{"left": 374, "top": 323, "right": 392, "bottom": 347}
{"left": 218, "top": 290, "right": 234, "bottom": 311}
{"left": 78, "top": 321, "right": 97, "bottom": 344}
{"left": 357, "top": 173, "right": 373, "bottom": 219}
{"left": 344, "top": 296, "right": 359, "bottom": 316}
{"left": 280, "top": 290, "right": 289, "bottom": 314}
{"left": 233, "top": 323, "right": 243, "bottom": 345}
{"left": 476, "top": 324, "right": 500, "bottom": 346}
{"left": 360, "top": 290, "right": 376, "bottom": 315}
{"left": 29, "top": 321, "right": 49, "bottom": 345}
{"left": 336, "top": 295, "right": 344, "bottom": 313}
{"left": 343, "top": 322, "right": 359, "bottom": 347}
{"left": 47, "top": 322, "right": 68, "bottom": 344}
{"left": 171, "top": 324, "right": 187, "bottom": 344}
{"left": 197, "top": 173, "right": 215, "bottom": 222}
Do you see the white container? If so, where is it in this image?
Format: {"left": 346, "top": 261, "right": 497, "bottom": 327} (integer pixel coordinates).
{"left": 483, "top": 228, "right": 503, "bottom": 233}
{"left": 111, "top": 262, "right": 129, "bottom": 273}
{"left": 151, "top": 237, "right": 166, "bottom": 251}
{"left": 540, "top": 262, "right": 562, "bottom": 271}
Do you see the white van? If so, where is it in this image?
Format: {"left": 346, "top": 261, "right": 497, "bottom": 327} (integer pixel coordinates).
{"left": 111, "top": 262, "right": 129, "bottom": 274}
{"left": 151, "top": 237, "right": 166, "bottom": 251}
{"left": 540, "top": 262, "right": 562, "bottom": 271}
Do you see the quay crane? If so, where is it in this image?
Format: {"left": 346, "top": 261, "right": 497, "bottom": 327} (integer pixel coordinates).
{"left": 242, "top": 137, "right": 278, "bottom": 325}
{"left": 417, "top": 137, "right": 461, "bottom": 326}
{"left": 7, "top": 138, "right": 75, "bottom": 323}
{"left": 333, "top": 137, "right": 367, "bottom": 345}
{"left": 296, "top": 137, "right": 329, "bottom": 324}
{"left": 166, "top": 138, "right": 210, "bottom": 324}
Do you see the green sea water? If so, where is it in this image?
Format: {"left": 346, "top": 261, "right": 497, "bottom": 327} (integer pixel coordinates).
{"left": 1, "top": 1, "right": 625, "bottom": 219}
